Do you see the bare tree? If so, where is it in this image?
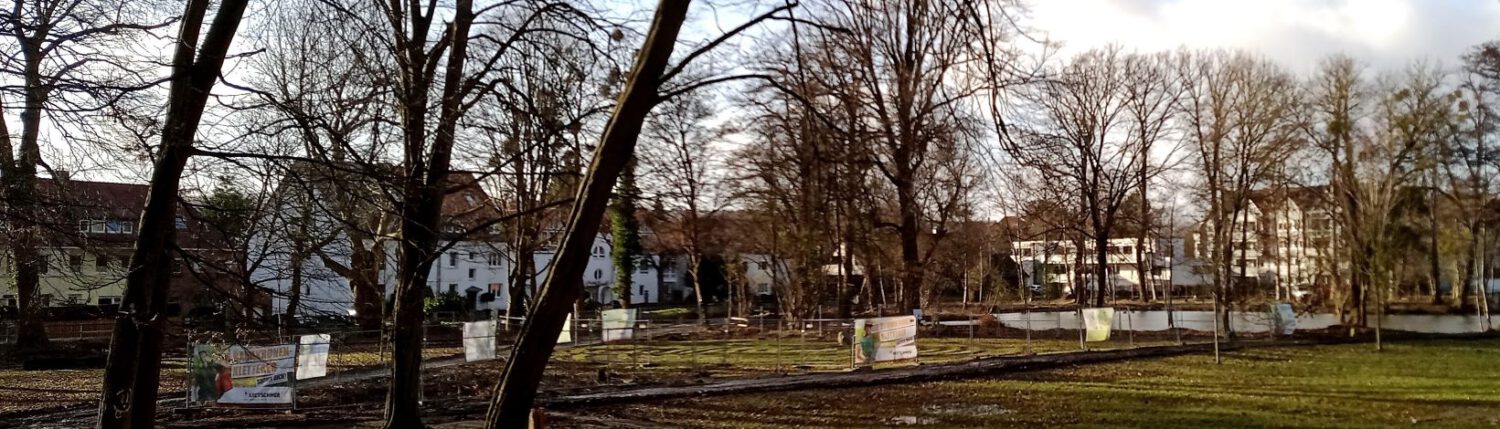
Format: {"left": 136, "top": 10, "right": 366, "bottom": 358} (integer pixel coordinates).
{"left": 0, "top": 0, "right": 169, "bottom": 351}
{"left": 1455, "top": 42, "right": 1500, "bottom": 316}
{"left": 483, "top": 2, "right": 690, "bottom": 425}
{"left": 95, "top": 0, "right": 251, "bottom": 427}
{"left": 783, "top": 0, "right": 999, "bottom": 312}
{"left": 1005, "top": 46, "right": 1172, "bottom": 308}
{"left": 473, "top": 23, "right": 611, "bottom": 323}
{"left": 1176, "top": 50, "right": 1299, "bottom": 336}
{"left": 640, "top": 88, "right": 728, "bottom": 322}
{"left": 483, "top": 1, "right": 802, "bottom": 424}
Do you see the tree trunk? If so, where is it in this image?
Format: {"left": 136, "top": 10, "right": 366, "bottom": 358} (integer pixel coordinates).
{"left": 1093, "top": 235, "right": 1109, "bottom": 308}
{"left": 507, "top": 241, "right": 534, "bottom": 323}
{"left": 483, "top": 3, "right": 688, "bottom": 425}
{"left": 1428, "top": 191, "right": 1443, "bottom": 305}
{"left": 689, "top": 253, "right": 706, "bottom": 324}
{"left": 897, "top": 193, "right": 922, "bottom": 313}
{"left": 5, "top": 23, "right": 52, "bottom": 352}
{"left": 349, "top": 240, "right": 383, "bottom": 331}
{"left": 283, "top": 251, "right": 304, "bottom": 329}
{"left": 96, "top": 1, "right": 248, "bottom": 427}
{"left": 383, "top": 0, "right": 478, "bottom": 424}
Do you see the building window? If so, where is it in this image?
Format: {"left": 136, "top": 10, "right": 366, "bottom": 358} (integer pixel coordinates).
{"left": 2, "top": 295, "right": 16, "bottom": 307}
{"left": 174, "top": 216, "right": 187, "bottom": 230}
{"left": 469, "top": 251, "right": 479, "bottom": 261}
{"left": 98, "top": 296, "right": 120, "bottom": 306}
{"left": 69, "top": 255, "right": 83, "bottom": 273}
{"left": 448, "top": 253, "right": 458, "bottom": 267}
{"left": 757, "top": 261, "right": 768, "bottom": 271}
{"left": 592, "top": 246, "right": 605, "bottom": 257}
{"left": 96, "top": 254, "right": 110, "bottom": 270}
{"left": 447, "top": 284, "right": 457, "bottom": 294}
{"left": 467, "top": 268, "right": 476, "bottom": 280}
{"left": 487, "top": 252, "right": 502, "bottom": 267}
{"left": 757, "top": 283, "right": 770, "bottom": 294}
{"left": 593, "top": 269, "right": 603, "bottom": 280}
{"left": 38, "top": 255, "right": 49, "bottom": 274}
{"left": 66, "top": 294, "right": 83, "bottom": 304}
{"left": 39, "top": 294, "right": 52, "bottom": 306}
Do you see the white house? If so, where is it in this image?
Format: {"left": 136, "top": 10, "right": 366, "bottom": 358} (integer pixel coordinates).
{"left": 534, "top": 234, "right": 663, "bottom": 306}
{"left": 252, "top": 169, "right": 514, "bottom": 319}
{"left": 1011, "top": 237, "right": 1171, "bottom": 296}
{"left": 379, "top": 241, "right": 511, "bottom": 313}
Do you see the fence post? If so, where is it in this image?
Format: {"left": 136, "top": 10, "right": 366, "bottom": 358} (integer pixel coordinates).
{"left": 291, "top": 338, "right": 301, "bottom": 411}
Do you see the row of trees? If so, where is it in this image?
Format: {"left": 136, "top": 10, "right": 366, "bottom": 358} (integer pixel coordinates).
{"left": 1, "top": 0, "right": 1497, "bottom": 427}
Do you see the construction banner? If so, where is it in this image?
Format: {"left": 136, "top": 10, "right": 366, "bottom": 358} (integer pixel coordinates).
{"left": 1083, "top": 308, "right": 1114, "bottom": 342}
{"left": 187, "top": 343, "right": 296, "bottom": 406}
{"left": 464, "top": 320, "right": 497, "bottom": 362}
{"left": 852, "top": 315, "right": 918, "bottom": 365}
{"left": 602, "top": 308, "right": 637, "bottom": 342}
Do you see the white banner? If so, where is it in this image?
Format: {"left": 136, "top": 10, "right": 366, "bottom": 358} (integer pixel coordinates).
{"left": 602, "top": 309, "right": 636, "bottom": 342}
{"left": 464, "top": 320, "right": 497, "bottom": 362}
{"left": 558, "top": 313, "right": 573, "bottom": 344}
{"left": 853, "top": 315, "right": 918, "bottom": 365}
{"left": 1272, "top": 303, "right": 1297, "bottom": 336}
{"left": 1083, "top": 308, "right": 1114, "bottom": 342}
{"left": 296, "top": 334, "right": 330, "bottom": 380}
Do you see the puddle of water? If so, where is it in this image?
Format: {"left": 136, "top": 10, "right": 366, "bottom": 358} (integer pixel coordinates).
{"left": 889, "top": 415, "right": 938, "bottom": 425}
{"left": 922, "top": 403, "right": 1013, "bottom": 416}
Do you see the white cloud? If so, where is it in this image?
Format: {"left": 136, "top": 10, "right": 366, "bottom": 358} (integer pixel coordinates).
{"left": 1026, "top": 0, "right": 1500, "bottom": 72}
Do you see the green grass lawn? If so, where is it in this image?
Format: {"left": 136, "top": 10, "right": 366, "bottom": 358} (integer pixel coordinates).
{"left": 572, "top": 339, "right": 1500, "bottom": 428}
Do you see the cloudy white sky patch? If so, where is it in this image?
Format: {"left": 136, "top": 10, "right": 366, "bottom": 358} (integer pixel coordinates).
{"left": 1028, "top": 0, "right": 1500, "bottom": 72}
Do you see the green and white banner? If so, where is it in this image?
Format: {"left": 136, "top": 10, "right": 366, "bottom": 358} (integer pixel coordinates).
{"left": 853, "top": 315, "right": 918, "bottom": 365}
{"left": 187, "top": 343, "right": 296, "bottom": 406}
{"left": 1083, "top": 308, "right": 1114, "bottom": 342}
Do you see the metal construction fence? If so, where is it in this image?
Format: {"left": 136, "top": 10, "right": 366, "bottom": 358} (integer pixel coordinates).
{"left": 5, "top": 306, "right": 1494, "bottom": 416}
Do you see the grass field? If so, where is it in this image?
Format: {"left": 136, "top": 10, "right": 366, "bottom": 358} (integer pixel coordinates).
{"left": 568, "top": 338, "right": 1500, "bottom": 428}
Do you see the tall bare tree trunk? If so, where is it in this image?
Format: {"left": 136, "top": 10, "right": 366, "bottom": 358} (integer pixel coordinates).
{"left": 349, "top": 238, "right": 384, "bottom": 331}
{"left": 483, "top": 3, "right": 688, "bottom": 425}
{"left": 382, "top": 0, "right": 477, "bottom": 424}
{"left": 2, "top": 13, "right": 53, "bottom": 352}
{"left": 97, "top": 1, "right": 249, "bottom": 427}
{"left": 897, "top": 184, "right": 923, "bottom": 312}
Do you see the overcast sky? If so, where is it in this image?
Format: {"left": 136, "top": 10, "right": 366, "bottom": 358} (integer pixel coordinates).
{"left": 1027, "top": 0, "right": 1500, "bottom": 73}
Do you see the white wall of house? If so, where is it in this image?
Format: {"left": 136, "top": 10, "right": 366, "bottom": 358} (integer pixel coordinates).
{"left": 1011, "top": 238, "right": 1171, "bottom": 295}
{"left": 378, "top": 241, "right": 510, "bottom": 313}
{"left": 248, "top": 193, "right": 359, "bottom": 319}
{"left": 533, "top": 234, "right": 662, "bottom": 306}
{"left": 743, "top": 254, "right": 787, "bottom": 297}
